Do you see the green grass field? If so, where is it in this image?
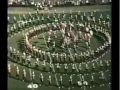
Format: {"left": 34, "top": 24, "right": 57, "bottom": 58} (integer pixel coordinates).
{"left": 8, "top": 5, "right": 111, "bottom": 90}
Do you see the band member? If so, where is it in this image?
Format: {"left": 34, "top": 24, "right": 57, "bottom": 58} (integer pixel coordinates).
{"left": 13, "top": 16, "right": 17, "bottom": 23}
{"left": 53, "top": 31, "right": 57, "bottom": 38}
{"left": 83, "top": 80, "right": 88, "bottom": 87}
{"left": 42, "top": 51, "right": 45, "bottom": 61}
{"left": 56, "top": 53, "right": 60, "bottom": 63}
{"left": 48, "top": 75, "right": 52, "bottom": 85}
{"left": 16, "top": 66, "right": 20, "bottom": 78}
{"left": 59, "top": 75, "right": 63, "bottom": 85}
{"left": 83, "top": 12, "right": 87, "bottom": 21}
{"left": 72, "top": 63, "right": 76, "bottom": 72}
{"left": 49, "top": 64, "right": 53, "bottom": 72}
{"left": 41, "top": 16, "right": 45, "bottom": 23}
{"left": 63, "top": 53, "right": 67, "bottom": 63}
{"left": 8, "top": 16, "right": 10, "bottom": 24}
{"left": 60, "top": 53, "right": 63, "bottom": 63}
{"left": 56, "top": 63, "right": 61, "bottom": 72}
{"left": 74, "top": 53, "right": 78, "bottom": 62}
{"left": 69, "top": 75, "right": 73, "bottom": 85}
{"left": 52, "top": 53, "right": 56, "bottom": 63}
{"left": 79, "top": 63, "right": 82, "bottom": 73}
{"left": 8, "top": 64, "right": 11, "bottom": 76}
{"left": 90, "top": 12, "right": 94, "bottom": 20}
{"left": 78, "top": 30, "right": 84, "bottom": 40}
{"left": 9, "top": 47, "right": 13, "bottom": 58}
{"left": 26, "top": 55, "right": 31, "bottom": 67}
{"left": 99, "top": 71, "right": 106, "bottom": 86}
{"left": 73, "top": 34, "right": 78, "bottom": 46}
{"left": 22, "top": 69, "right": 26, "bottom": 81}
{"left": 12, "top": 49, "right": 16, "bottom": 59}
{"left": 91, "top": 73, "right": 98, "bottom": 87}
{"left": 99, "top": 60, "right": 104, "bottom": 70}
{"left": 13, "top": 24, "right": 17, "bottom": 31}
{"left": 48, "top": 29, "right": 53, "bottom": 37}
{"left": 77, "top": 80, "right": 82, "bottom": 88}
{"left": 105, "top": 60, "right": 110, "bottom": 67}
{"left": 22, "top": 52, "right": 26, "bottom": 64}
{"left": 47, "top": 36, "right": 51, "bottom": 47}
{"left": 32, "top": 71, "right": 35, "bottom": 81}
{"left": 77, "top": 74, "right": 83, "bottom": 87}
{"left": 100, "top": 14, "right": 103, "bottom": 21}
{"left": 90, "top": 49, "right": 95, "bottom": 59}
{"left": 81, "top": 15, "right": 84, "bottom": 21}
{"left": 52, "top": 41, "right": 56, "bottom": 51}
{"left": 22, "top": 14, "right": 26, "bottom": 21}
{"left": 64, "top": 64, "right": 68, "bottom": 73}
{"left": 16, "top": 50, "right": 20, "bottom": 62}
{"left": 38, "top": 50, "right": 42, "bottom": 59}
{"left": 91, "top": 62, "right": 96, "bottom": 73}
{"left": 39, "top": 73, "right": 44, "bottom": 84}
{"left": 35, "top": 58, "right": 39, "bottom": 68}
{"left": 18, "top": 21, "right": 22, "bottom": 30}
{"left": 85, "top": 62, "right": 89, "bottom": 73}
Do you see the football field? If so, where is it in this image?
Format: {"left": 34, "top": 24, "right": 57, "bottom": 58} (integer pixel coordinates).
{"left": 8, "top": 5, "right": 111, "bottom": 90}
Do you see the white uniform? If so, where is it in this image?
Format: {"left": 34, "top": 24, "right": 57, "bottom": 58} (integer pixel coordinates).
{"left": 8, "top": 64, "right": 11, "bottom": 75}
{"left": 23, "top": 69, "right": 26, "bottom": 79}
{"left": 16, "top": 66, "right": 19, "bottom": 77}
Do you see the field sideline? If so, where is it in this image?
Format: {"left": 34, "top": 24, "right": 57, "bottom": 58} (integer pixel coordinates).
{"left": 8, "top": 5, "right": 111, "bottom": 14}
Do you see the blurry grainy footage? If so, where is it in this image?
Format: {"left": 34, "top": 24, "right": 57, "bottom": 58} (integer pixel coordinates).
{"left": 8, "top": 0, "right": 111, "bottom": 90}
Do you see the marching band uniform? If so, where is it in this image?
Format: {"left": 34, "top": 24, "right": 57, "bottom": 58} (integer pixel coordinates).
{"left": 16, "top": 66, "right": 20, "bottom": 78}
{"left": 69, "top": 75, "right": 73, "bottom": 85}
{"left": 9, "top": 47, "right": 13, "bottom": 58}
{"left": 52, "top": 53, "right": 55, "bottom": 63}
{"left": 42, "top": 60, "right": 46, "bottom": 71}
{"left": 47, "top": 36, "right": 51, "bottom": 47}
{"left": 56, "top": 53, "right": 60, "bottom": 63}
{"left": 85, "top": 62, "right": 89, "bottom": 73}
{"left": 48, "top": 75, "right": 52, "bottom": 85}
{"left": 35, "top": 58, "right": 39, "bottom": 68}
{"left": 8, "top": 64, "right": 11, "bottom": 76}
{"left": 32, "top": 71, "right": 35, "bottom": 81}
{"left": 22, "top": 52, "right": 26, "bottom": 65}
{"left": 77, "top": 80, "right": 82, "bottom": 87}
{"left": 13, "top": 49, "right": 16, "bottom": 61}
{"left": 72, "top": 63, "right": 76, "bottom": 72}
{"left": 22, "top": 69, "right": 26, "bottom": 81}
{"left": 90, "top": 73, "right": 95, "bottom": 87}
{"left": 105, "top": 60, "right": 110, "bottom": 67}
{"left": 99, "top": 60, "right": 104, "bottom": 70}
{"left": 38, "top": 50, "right": 42, "bottom": 59}
{"left": 91, "top": 62, "right": 96, "bottom": 72}
{"left": 74, "top": 53, "right": 78, "bottom": 62}
{"left": 99, "top": 71, "right": 106, "bottom": 85}
{"left": 100, "top": 14, "right": 103, "bottom": 21}
{"left": 64, "top": 64, "right": 68, "bottom": 73}
{"left": 49, "top": 64, "right": 53, "bottom": 72}
{"left": 59, "top": 75, "right": 63, "bottom": 85}
{"left": 39, "top": 73, "right": 44, "bottom": 84}
{"left": 26, "top": 55, "right": 31, "bottom": 67}
{"left": 82, "top": 75, "right": 88, "bottom": 87}
{"left": 13, "top": 16, "right": 17, "bottom": 23}
{"left": 56, "top": 63, "right": 61, "bottom": 72}
{"left": 16, "top": 51, "right": 20, "bottom": 62}
{"left": 52, "top": 41, "right": 56, "bottom": 51}
{"left": 77, "top": 74, "right": 83, "bottom": 87}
